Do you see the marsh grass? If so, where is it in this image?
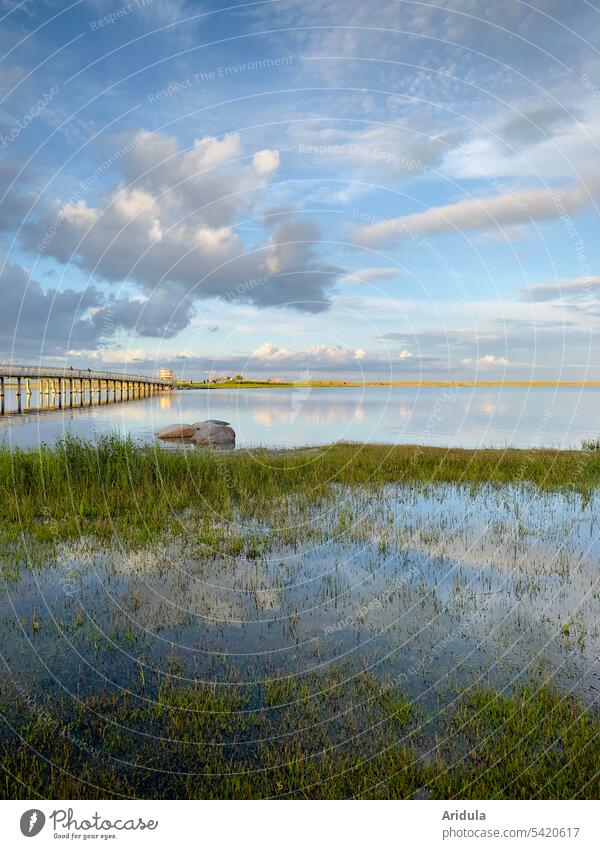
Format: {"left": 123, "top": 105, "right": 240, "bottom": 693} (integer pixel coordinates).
{"left": 1, "top": 435, "right": 599, "bottom": 546}
{"left": 582, "top": 439, "right": 600, "bottom": 452}
{"left": 2, "top": 674, "right": 599, "bottom": 799}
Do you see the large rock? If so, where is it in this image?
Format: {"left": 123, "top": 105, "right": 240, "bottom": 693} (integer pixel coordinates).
{"left": 192, "top": 421, "right": 236, "bottom": 447}
{"left": 156, "top": 423, "right": 197, "bottom": 440}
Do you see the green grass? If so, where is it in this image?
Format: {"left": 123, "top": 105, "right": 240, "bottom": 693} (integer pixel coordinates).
{"left": 1, "top": 435, "right": 599, "bottom": 545}
{"left": 2, "top": 674, "right": 599, "bottom": 799}
{"left": 582, "top": 439, "right": 600, "bottom": 452}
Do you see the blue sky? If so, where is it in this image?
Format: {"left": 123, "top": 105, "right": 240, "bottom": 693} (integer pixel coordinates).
{"left": 1, "top": 0, "right": 599, "bottom": 379}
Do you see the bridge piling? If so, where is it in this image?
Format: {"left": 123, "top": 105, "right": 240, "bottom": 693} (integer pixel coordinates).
{"left": 0, "top": 366, "right": 173, "bottom": 416}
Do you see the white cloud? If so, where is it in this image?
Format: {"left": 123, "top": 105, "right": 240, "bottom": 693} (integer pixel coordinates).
{"left": 251, "top": 342, "right": 371, "bottom": 365}
{"left": 445, "top": 105, "right": 600, "bottom": 182}
{"left": 252, "top": 342, "right": 292, "bottom": 360}
{"left": 342, "top": 267, "right": 401, "bottom": 285}
{"left": 461, "top": 354, "right": 509, "bottom": 367}
{"left": 356, "top": 182, "right": 597, "bottom": 246}
{"left": 253, "top": 149, "right": 280, "bottom": 174}
{"left": 25, "top": 131, "right": 342, "bottom": 328}
{"left": 100, "top": 347, "right": 149, "bottom": 364}
{"left": 521, "top": 276, "right": 600, "bottom": 302}
{"left": 58, "top": 199, "right": 98, "bottom": 229}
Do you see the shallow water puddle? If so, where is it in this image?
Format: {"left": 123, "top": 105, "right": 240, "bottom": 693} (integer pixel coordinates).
{"left": 1, "top": 483, "right": 599, "bottom": 712}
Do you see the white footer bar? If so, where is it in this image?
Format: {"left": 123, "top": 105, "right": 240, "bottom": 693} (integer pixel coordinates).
{"left": 1, "top": 800, "right": 598, "bottom": 848}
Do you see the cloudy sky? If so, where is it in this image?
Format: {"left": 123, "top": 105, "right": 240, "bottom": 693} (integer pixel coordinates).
{"left": 1, "top": 0, "right": 599, "bottom": 379}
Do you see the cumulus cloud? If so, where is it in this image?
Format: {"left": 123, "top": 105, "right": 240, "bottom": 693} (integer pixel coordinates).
{"left": 24, "top": 130, "right": 342, "bottom": 331}
{"left": 0, "top": 258, "right": 103, "bottom": 356}
{"left": 461, "top": 354, "right": 509, "bottom": 367}
{"left": 0, "top": 254, "right": 199, "bottom": 359}
{"left": 92, "top": 287, "right": 197, "bottom": 339}
{"left": 355, "top": 182, "right": 597, "bottom": 246}
{"left": 150, "top": 341, "right": 440, "bottom": 379}
{"left": 253, "top": 149, "right": 280, "bottom": 174}
{"left": 251, "top": 342, "right": 368, "bottom": 364}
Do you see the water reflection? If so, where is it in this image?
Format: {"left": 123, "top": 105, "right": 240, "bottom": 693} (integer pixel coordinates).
{"left": 2, "top": 484, "right": 599, "bottom": 705}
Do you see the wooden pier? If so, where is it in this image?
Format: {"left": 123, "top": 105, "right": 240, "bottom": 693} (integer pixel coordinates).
{"left": 0, "top": 365, "right": 173, "bottom": 415}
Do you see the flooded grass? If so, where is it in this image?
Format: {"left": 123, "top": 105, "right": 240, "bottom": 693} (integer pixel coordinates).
{"left": 1, "top": 435, "right": 599, "bottom": 546}
{"left": 2, "top": 674, "right": 600, "bottom": 799}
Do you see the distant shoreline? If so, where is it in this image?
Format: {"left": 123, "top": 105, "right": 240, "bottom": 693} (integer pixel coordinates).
{"left": 180, "top": 380, "right": 600, "bottom": 389}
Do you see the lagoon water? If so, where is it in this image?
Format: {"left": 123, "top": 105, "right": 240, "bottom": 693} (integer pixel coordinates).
{"left": 1, "top": 385, "right": 599, "bottom": 449}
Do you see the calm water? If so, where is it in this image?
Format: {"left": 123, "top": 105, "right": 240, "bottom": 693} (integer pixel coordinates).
{"left": 1, "top": 385, "right": 599, "bottom": 449}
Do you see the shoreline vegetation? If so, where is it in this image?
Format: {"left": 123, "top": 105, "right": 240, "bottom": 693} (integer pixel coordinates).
{"left": 179, "top": 379, "right": 600, "bottom": 389}
{"left": 1, "top": 436, "right": 599, "bottom": 545}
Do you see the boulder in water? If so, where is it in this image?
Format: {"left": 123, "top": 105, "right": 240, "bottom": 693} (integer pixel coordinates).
{"left": 192, "top": 421, "right": 236, "bottom": 447}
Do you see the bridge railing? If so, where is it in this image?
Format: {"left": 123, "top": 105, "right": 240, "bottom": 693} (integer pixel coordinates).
{"left": 0, "top": 365, "right": 173, "bottom": 385}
